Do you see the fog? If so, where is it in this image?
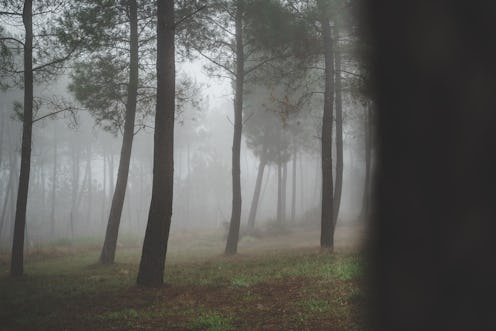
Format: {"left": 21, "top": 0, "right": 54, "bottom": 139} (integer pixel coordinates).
{"left": 0, "top": 61, "right": 368, "bottom": 249}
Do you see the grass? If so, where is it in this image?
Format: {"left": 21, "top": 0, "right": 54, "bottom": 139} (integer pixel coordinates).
{"left": 0, "top": 229, "right": 365, "bottom": 331}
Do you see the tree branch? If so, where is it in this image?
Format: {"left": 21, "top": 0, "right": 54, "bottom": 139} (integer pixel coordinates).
{"left": 175, "top": 5, "right": 207, "bottom": 28}
{"left": 0, "top": 37, "right": 24, "bottom": 46}
{"left": 196, "top": 48, "right": 236, "bottom": 77}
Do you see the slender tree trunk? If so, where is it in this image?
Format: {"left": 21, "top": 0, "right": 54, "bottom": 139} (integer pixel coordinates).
{"left": 281, "top": 161, "right": 287, "bottom": 223}
{"left": 225, "top": 3, "right": 244, "bottom": 255}
{"left": 333, "top": 32, "right": 343, "bottom": 225}
{"left": 291, "top": 149, "right": 297, "bottom": 222}
{"left": 101, "top": 148, "right": 106, "bottom": 225}
{"left": 247, "top": 155, "right": 266, "bottom": 232}
{"left": 87, "top": 145, "right": 92, "bottom": 233}
{"left": 0, "top": 152, "right": 15, "bottom": 238}
{"left": 11, "top": 0, "right": 33, "bottom": 277}
{"left": 137, "top": 0, "right": 175, "bottom": 286}
{"left": 277, "top": 161, "right": 282, "bottom": 223}
{"left": 100, "top": 0, "right": 139, "bottom": 265}
{"left": 299, "top": 151, "right": 305, "bottom": 216}
{"left": 320, "top": 12, "right": 335, "bottom": 250}
{"left": 0, "top": 109, "right": 4, "bottom": 173}
{"left": 361, "top": 101, "right": 372, "bottom": 220}
{"left": 50, "top": 130, "right": 57, "bottom": 237}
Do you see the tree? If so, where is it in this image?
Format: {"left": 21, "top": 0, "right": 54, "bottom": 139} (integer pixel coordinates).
{"left": 180, "top": 0, "right": 292, "bottom": 254}
{"left": 1, "top": 0, "right": 80, "bottom": 277}
{"left": 136, "top": 0, "right": 175, "bottom": 286}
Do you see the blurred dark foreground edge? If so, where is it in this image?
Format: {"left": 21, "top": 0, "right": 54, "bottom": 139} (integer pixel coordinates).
{"left": 364, "top": 1, "right": 496, "bottom": 330}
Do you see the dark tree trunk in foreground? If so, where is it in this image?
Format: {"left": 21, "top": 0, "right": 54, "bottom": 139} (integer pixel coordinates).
{"left": 137, "top": 0, "right": 175, "bottom": 286}
{"left": 10, "top": 0, "right": 33, "bottom": 277}
{"left": 247, "top": 155, "right": 266, "bottom": 232}
{"left": 333, "top": 36, "right": 343, "bottom": 225}
{"left": 360, "top": 102, "right": 372, "bottom": 220}
{"left": 320, "top": 14, "right": 335, "bottom": 250}
{"left": 100, "top": 0, "right": 139, "bottom": 265}
{"left": 225, "top": 4, "right": 244, "bottom": 255}
{"left": 368, "top": 2, "right": 496, "bottom": 330}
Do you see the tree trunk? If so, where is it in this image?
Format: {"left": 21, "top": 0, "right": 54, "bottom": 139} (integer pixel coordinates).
{"left": 333, "top": 32, "right": 343, "bottom": 225}
{"left": 101, "top": 148, "right": 106, "bottom": 225}
{"left": 136, "top": 0, "right": 175, "bottom": 286}
{"left": 225, "top": 3, "right": 244, "bottom": 255}
{"left": 100, "top": 0, "right": 139, "bottom": 264}
{"left": 10, "top": 0, "right": 33, "bottom": 277}
{"left": 281, "top": 161, "right": 287, "bottom": 223}
{"left": 50, "top": 129, "right": 57, "bottom": 237}
{"left": 247, "top": 155, "right": 266, "bottom": 232}
{"left": 277, "top": 161, "right": 282, "bottom": 223}
{"left": 361, "top": 101, "right": 372, "bottom": 220}
{"left": 86, "top": 145, "right": 92, "bottom": 234}
{"left": 291, "top": 149, "right": 297, "bottom": 222}
{"left": 320, "top": 13, "right": 335, "bottom": 250}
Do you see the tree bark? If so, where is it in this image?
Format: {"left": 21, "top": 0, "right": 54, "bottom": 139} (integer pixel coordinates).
{"left": 320, "top": 13, "right": 335, "bottom": 250}
{"left": 360, "top": 101, "right": 372, "bottom": 220}
{"left": 225, "top": 2, "right": 244, "bottom": 255}
{"left": 100, "top": 0, "right": 139, "bottom": 264}
{"left": 50, "top": 129, "right": 57, "bottom": 237}
{"left": 247, "top": 154, "right": 266, "bottom": 232}
{"left": 291, "top": 149, "right": 297, "bottom": 222}
{"left": 281, "top": 161, "right": 287, "bottom": 223}
{"left": 136, "top": 0, "right": 175, "bottom": 286}
{"left": 10, "top": 0, "right": 33, "bottom": 277}
{"left": 277, "top": 161, "right": 282, "bottom": 223}
{"left": 333, "top": 32, "right": 343, "bottom": 225}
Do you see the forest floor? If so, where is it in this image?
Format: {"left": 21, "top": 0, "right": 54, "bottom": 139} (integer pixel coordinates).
{"left": 0, "top": 223, "right": 367, "bottom": 331}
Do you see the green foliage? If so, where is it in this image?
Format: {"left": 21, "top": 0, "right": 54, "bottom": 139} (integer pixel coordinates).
{"left": 190, "top": 313, "right": 235, "bottom": 331}
{"left": 299, "top": 298, "right": 330, "bottom": 313}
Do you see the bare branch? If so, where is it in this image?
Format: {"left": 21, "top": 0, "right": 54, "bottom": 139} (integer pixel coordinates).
{"left": 196, "top": 48, "right": 236, "bottom": 77}
{"left": 0, "top": 11, "right": 22, "bottom": 16}
{"left": 0, "top": 37, "right": 24, "bottom": 45}
{"left": 175, "top": 5, "right": 207, "bottom": 28}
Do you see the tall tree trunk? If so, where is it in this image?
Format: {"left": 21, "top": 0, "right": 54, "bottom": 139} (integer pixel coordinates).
{"left": 320, "top": 13, "right": 335, "bottom": 250}
{"left": 277, "top": 161, "right": 282, "bottom": 223}
{"left": 281, "top": 161, "right": 287, "bottom": 223}
{"left": 0, "top": 151, "right": 15, "bottom": 239}
{"left": 333, "top": 32, "right": 344, "bottom": 225}
{"left": 0, "top": 109, "right": 4, "bottom": 173}
{"left": 50, "top": 129, "right": 57, "bottom": 237}
{"left": 361, "top": 101, "right": 372, "bottom": 220}
{"left": 87, "top": 144, "right": 92, "bottom": 233}
{"left": 100, "top": 0, "right": 139, "bottom": 265}
{"left": 225, "top": 3, "right": 244, "bottom": 255}
{"left": 136, "top": 0, "right": 175, "bottom": 286}
{"left": 247, "top": 154, "right": 266, "bottom": 232}
{"left": 11, "top": 0, "right": 33, "bottom": 277}
{"left": 101, "top": 148, "right": 107, "bottom": 225}
{"left": 70, "top": 142, "right": 80, "bottom": 239}
{"left": 291, "top": 149, "right": 297, "bottom": 222}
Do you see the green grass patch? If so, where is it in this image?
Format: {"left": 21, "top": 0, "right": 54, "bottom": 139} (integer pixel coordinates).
{"left": 189, "top": 313, "right": 234, "bottom": 331}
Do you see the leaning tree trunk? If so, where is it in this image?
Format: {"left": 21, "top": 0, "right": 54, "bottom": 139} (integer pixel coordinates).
{"left": 225, "top": 4, "right": 244, "bottom": 255}
{"left": 100, "top": 0, "right": 139, "bottom": 265}
{"left": 333, "top": 33, "right": 343, "bottom": 225}
{"left": 136, "top": 0, "right": 175, "bottom": 286}
{"left": 10, "top": 0, "right": 33, "bottom": 277}
{"left": 247, "top": 153, "right": 267, "bottom": 232}
{"left": 320, "top": 13, "right": 335, "bottom": 250}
